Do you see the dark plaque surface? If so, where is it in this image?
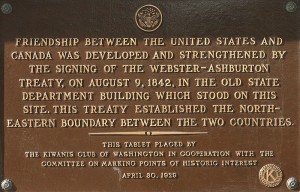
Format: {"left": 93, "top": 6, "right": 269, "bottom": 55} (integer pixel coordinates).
{"left": 1, "top": 0, "right": 300, "bottom": 191}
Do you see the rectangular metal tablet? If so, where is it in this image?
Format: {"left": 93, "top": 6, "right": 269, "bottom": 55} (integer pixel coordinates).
{"left": 1, "top": 0, "right": 299, "bottom": 191}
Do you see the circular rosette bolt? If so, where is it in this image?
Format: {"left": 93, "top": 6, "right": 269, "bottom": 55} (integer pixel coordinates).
{"left": 286, "top": 1, "right": 297, "bottom": 12}
{"left": 286, "top": 177, "right": 299, "bottom": 190}
{"left": 1, "top": 3, "right": 12, "bottom": 14}
{"left": 1, "top": 179, "right": 13, "bottom": 191}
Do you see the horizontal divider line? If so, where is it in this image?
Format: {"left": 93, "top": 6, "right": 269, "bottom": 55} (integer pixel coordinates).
{"left": 88, "top": 131, "right": 208, "bottom": 136}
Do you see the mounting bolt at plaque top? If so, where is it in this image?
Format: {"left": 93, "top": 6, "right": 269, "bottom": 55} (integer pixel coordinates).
{"left": 1, "top": 3, "right": 12, "bottom": 14}
{"left": 286, "top": 1, "right": 297, "bottom": 12}
{"left": 286, "top": 177, "right": 299, "bottom": 190}
{"left": 1, "top": 179, "right": 13, "bottom": 191}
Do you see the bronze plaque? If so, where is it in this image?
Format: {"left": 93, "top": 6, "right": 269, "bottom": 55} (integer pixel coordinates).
{"left": 1, "top": 0, "right": 299, "bottom": 191}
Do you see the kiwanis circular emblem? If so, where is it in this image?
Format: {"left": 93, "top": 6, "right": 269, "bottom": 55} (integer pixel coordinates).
{"left": 135, "top": 5, "right": 162, "bottom": 32}
{"left": 259, "top": 164, "right": 283, "bottom": 188}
